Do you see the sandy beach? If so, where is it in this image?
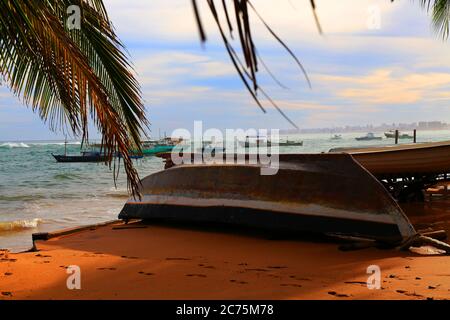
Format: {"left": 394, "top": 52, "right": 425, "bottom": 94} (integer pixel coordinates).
{"left": 1, "top": 201, "right": 449, "bottom": 300}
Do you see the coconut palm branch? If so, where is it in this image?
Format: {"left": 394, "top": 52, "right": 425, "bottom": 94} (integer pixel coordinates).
{"left": 420, "top": 0, "right": 450, "bottom": 39}
{"left": 0, "top": 0, "right": 148, "bottom": 196}
{"left": 192, "top": 0, "right": 321, "bottom": 128}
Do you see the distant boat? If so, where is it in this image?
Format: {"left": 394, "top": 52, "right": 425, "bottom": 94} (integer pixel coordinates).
{"left": 278, "top": 139, "right": 303, "bottom": 147}
{"left": 330, "top": 134, "right": 342, "bottom": 140}
{"left": 239, "top": 136, "right": 271, "bottom": 148}
{"left": 137, "top": 138, "right": 177, "bottom": 156}
{"left": 355, "top": 133, "right": 382, "bottom": 141}
{"left": 52, "top": 140, "right": 107, "bottom": 163}
{"left": 384, "top": 130, "right": 413, "bottom": 139}
{"left": 52, "top": 151, "right": 107, "bottom": 163}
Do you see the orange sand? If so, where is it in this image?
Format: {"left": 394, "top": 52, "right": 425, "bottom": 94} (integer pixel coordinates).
{"left": 1, "top": 202, "right": 450, "bottom": 300}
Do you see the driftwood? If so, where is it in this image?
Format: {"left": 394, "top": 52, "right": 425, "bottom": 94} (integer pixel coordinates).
{"left": 399, "top": 233, "right": 450, "bottom": 255}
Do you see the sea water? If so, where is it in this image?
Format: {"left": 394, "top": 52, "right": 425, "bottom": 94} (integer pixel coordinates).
{"left": 1, "top": 130, "right": 450, "bottom": 252}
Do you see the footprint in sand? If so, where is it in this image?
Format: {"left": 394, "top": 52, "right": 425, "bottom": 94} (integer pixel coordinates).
{"left": 289, "top": 276, "right": 311, "bottom": 281}
{"left": 1, "top": 292, "right": 12, "bottom": 297}
{"left": 230, "top": 279, "right": 248, "bottom": 285}
{"left": 396, "top": 290, "right": 423, "bottom": 298}
{"left": 166, "top": 257, "right": 191, "bottom": 261}
{"left": 4, "top": 272, "right": 13, "bottom": 276}
{"left": 244, "top": 268, "right": 269, "bottom": 272}
{"left": 138, "top": 271, "right": 154, "bottom": 276}
{"left": 267, "top": 266, "right": 288, "bottom": 269}
{"left": 280, "top": 283, "right": 302, "bottom": 288}
{"left": 121, "top": 256, "right": 139, "bottom": 260}
{"left": 186, "top": 274, "right": 207, "bottom": 278}
{"left": 97, "top": 267, "right": 117, "bottom": 271}
{"left": 198, "top": 264, "right": 215, "bottom": 269}
{"left": 328, "top": 291, "right": 351, "bottom": 298}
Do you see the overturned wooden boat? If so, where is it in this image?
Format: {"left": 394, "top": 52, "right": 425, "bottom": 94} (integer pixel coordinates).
{"left": 119, "top": 153, "right": 416, "bottom": 244}
{"left": 329, "top": 140, "right": 450, "bottom": 176}
{"left": 329, "top": 141, "right": 450, "bottom": 201}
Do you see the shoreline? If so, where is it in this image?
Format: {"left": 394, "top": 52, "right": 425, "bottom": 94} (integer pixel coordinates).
{"left": 1, "top": 201, "right": 450, "bottom": 300}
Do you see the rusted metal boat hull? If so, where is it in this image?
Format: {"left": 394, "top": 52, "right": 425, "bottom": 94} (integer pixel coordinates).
{"left": 120, "top": 154, "right": 415, "bottom": 244}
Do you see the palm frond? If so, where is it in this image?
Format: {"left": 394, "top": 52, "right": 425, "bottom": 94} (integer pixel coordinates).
{"left": 192, "top": 0, "right": 322, "bottom": 128}
{"left": 420, "top": 0, "right": 450, "bottom": 39}
{"left": 0, "top": 0, "right": 147, "bottom": 196}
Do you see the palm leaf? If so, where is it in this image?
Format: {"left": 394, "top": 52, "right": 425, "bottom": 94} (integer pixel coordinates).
{"left": 192, "top": 0, "right": 321, "bottom": 128}
{"left": 420, "top": 0, "right": 450, "bottom": 39}
{"left": 0, "top": 0, "right": 147, "bottom": 196}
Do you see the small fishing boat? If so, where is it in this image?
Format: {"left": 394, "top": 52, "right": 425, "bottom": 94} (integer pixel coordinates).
{"left": 384, "top": 130, "right": 414, "bottom": 139}
{"left": 120, "top": 153, "right": 416, "bottom": 244}
{"left": 330, "top": 134, "right": 342, "bottom": 140}
{"left": 355, "top": 132, "right": 382, "bottom": 141}
{"left": 239, "top": 136, "right": 271, "bottom": 148}
{"left": 52, "top": 151, "right": 107, "bottom": 163}
{"left": 278, "top": 139, "right": 304, "bottom": 147}
{"left": 52, "top": 140, "right": 107, "bottom": 163}
{"left": 138, "top": 138, "right": 176, "bottom": 156}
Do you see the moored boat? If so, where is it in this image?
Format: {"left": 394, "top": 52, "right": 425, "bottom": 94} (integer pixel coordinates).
{"left": 52, "top": 151, "right": 107, "bottom": 163}
{"left": 330, "top": 134, "right": 342, "bottom": 140}
{"left": 278, "top": 139, "right": 303, "bottom": 146}
{"left": 384, "top": 130, "right": 414, "bottom": 139}
{"left": 52, "top": 140, "right": 108, "bottom": 163}
{"left": 355, "top": 132, "right": 382, "bottom": 141}
{"left": 119, "top": 153, "right": 416, "bottom": 244}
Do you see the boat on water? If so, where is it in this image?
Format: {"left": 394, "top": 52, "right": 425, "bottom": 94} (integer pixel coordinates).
{"left": 52, "top": 151, "right": 107, "bottom": 163}
{"left": 239, "top": 136, "right": 272, "bottom": 148}
{"left": 120, "top": 153, "right": 416, "bottom": 244}
{"left": 278, "top": 139, "right": 303, "bottom": 147}
{"left": 384, "top": 130, "right": 414, "bottom": 139}
{"left": 52, "top": 140, "right": 107, "bottom": 163}
{"left": 330, "top": 134, "right": 342, "bottom": 140}
{"left": 355, "top": 132, "right": 383, "bottom": 141}
{"left": 136, "top": 138, "right": 178, "bottom": 156}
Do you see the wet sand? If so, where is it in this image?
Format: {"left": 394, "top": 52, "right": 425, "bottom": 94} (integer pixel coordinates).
{"left": 1, "top": 202, "right": 450, "bottom": 300}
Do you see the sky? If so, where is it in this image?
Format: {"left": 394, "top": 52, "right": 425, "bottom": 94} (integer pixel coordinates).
{"left": 2, "top": 0, "right": 450, "bottom": 140}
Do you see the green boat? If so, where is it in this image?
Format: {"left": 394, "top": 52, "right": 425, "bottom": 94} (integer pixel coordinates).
{"left": 141, "top": 144, "right": 174, "bottom": 155}
{"left": 132, "top": 139, "right": 176, "bottom": 156}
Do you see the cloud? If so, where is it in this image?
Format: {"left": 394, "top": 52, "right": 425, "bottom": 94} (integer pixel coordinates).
{"left": 317, "top": 68, "right": 450, "bottom": 105}
{"left": 104, "top": 0, "right": 408, "bottom": 43}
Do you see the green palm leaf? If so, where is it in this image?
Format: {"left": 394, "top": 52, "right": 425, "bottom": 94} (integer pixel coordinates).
{"left": 0, "top": 0, "right": 147, "bottom": 196}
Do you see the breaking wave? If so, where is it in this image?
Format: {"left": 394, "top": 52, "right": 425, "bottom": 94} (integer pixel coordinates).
{"left": 0, "top": 218, "right": 42, "bottom": 232}
{"left": 0, "top": 142, "right": 30, "bottom": 148}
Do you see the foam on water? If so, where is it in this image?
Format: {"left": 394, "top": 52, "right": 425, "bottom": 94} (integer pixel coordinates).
{"left": 0, "top": 142, "right": 30, "bottom": 148}
{"left": 0, "top": 218, "right": 42, "bottom": 232}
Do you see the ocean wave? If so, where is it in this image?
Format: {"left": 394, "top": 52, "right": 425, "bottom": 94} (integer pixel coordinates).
{"left": 53, "top": 173, "right": 81, "bottom": 180}
{"left": 0, "top": 218, "right": 42, "bottom": 232}
{"left": 36, "top": 141, "right": 81, "bottom": 146}
{"left": 0, "top": 142, "right": 30, "bottom": 148}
